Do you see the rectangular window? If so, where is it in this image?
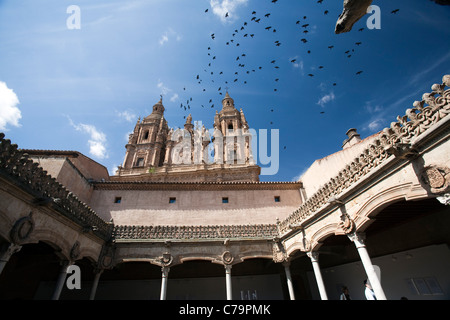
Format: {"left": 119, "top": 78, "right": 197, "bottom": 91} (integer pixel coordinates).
{"left": 136, "top": 158, "right": 144, "bottom": 167}
{"left": 114, "top": 197, "right": 122, "bottom": 204}
{"left": 222, "top": 197, "right": 229, "bottom": 204}
{"left": 274, "top": 196, "right": 281, "bottom": 203}
{"left": 169, "top": 197, "right": 176, "bottom": 204}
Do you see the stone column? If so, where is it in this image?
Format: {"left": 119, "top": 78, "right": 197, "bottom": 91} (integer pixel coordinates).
{"left": 225, "top": 265, "right": 233, "bottom": 300}
{"left": 160, "top": 266, "right": 170, "bottom": 300}
{"left": 51, "top": 260, "right": 73, "bottom": 300}
{"left": 307, "top": 252, "right": 328, "bottom": 300}
{"left": 0, "top": 243, "right": 22, "bottom": 276}
{"left": 348, "top": 232, "right": 387, "bottom": 300}
{"left": 283, "top": 261, "right": 296, "bottom": 300}
{"left": 89, "top": 269, "right": 104, "bottom": 300}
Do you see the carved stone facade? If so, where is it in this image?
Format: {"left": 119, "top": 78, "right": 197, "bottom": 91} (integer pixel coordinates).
{"left": 115, "top": 92, "right": 259, "bottom": 183}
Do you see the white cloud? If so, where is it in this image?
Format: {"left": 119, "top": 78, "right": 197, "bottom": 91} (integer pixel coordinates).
{"left": 170, "top": 93, "right": 179, "bottom": 102}
{"left": 364, "top": 101, "right": 383, "bottom": 114}
{"left": 0, "top": 81, "right": 22, "bottom": 131}
{"left": 117, "top": 110, "right": 136, "bottom": 122}
{"left": 290, "top": 56, "right": 304, "bottom": 72}
{"left": 159, "top": 28, "right": 182, "bottom": 46}
{"left": 157, "top": 80, "right": 171, "bottom": 95}
{"left": 69, "top": 119, "right": 108, "bottom": 160}
{"left": 210, "top": 0, "right": 248, "bottom": 22}
{"left": 367, "top": 118, "right": 385, "bottom": 132}
{"left": 157, "top": 80, "right": 179, "bottom": 103}
{"left": 317, "top": 92, "right": 335, "bottom": 107}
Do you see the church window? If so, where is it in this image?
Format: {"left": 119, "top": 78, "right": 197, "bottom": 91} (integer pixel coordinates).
{"left": 222, "top": 197, "right": 229, "bottom": 204}
{"left": 169, "top": 197, "right": 176, "bottom": 204}
{"left": 114, "top": 197, "right": 122, "bottom": 204}
{"left": 143, "top": 131, "right": 149, "bottom": 140}
{"left": 228, "top": 123, "right": 234, "bottom": 130}
{"left": 274, "top": 196, "right": 281, "bottom": 203}
{"left": 136, "top": 158, "right": 144, "bottom": 167}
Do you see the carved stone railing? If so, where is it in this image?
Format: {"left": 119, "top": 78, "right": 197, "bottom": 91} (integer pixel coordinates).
{"left": 113, "top": 224, "right": 279, "bottom": 241}
{"left": 0, "top": 134, "right": 114, "bottom": 241}
{"left": 279, "top": 75, "right": 450, "bottom": 235}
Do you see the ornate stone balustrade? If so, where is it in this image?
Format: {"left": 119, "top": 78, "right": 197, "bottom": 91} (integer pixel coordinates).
{"left": 0, "top": 134, "right": 114, "bottom": 241}
{"left": 279, "top": 75, "right": 450, "bottom": 235}
{"left": 113, "top": 224, "right": 279, "bottom": 241}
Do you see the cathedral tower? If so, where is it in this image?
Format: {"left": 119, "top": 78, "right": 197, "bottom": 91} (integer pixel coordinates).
{"left": 115, "top": 93, "right": 260, "bottom": 182}
{"left": 119, "top": 98, "right": 169, "bottom": 173}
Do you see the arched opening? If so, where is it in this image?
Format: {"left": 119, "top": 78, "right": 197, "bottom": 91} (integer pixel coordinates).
{"left": 309, "top": 197, "right": 450, "bottom": 300}
{"left": 231, "top": 258, "right": 287, "bottom": 300}
{"left": 287, "top": 250, "right": 315, "bottom": 300}
{"left": 0, "top": 241, "right": 61, "bottom": 300}
{"left": 167, "top": 260, "right": 226, "bottom": 300}
{"left": 95, "top": 262, "right": 162, "bottom": 300}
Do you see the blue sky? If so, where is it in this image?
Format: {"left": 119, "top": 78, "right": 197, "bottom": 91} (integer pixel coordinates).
{"left": 0, "top": 0, "right": 449, "bottom": 182}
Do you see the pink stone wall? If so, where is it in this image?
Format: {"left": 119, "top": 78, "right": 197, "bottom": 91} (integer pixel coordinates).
{"left": 90, "top": 188, "right": 302, "bottom": 226}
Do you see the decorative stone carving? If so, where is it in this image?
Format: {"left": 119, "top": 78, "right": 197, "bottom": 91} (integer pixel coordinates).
{"left": 70, "top": 241, "right": 81, "bottom": 261}
{"left": 222, "top": 251, "right": 234, "bottom": 265}
{"left": 10, "top": 212, "right": 34, "bottom": 245}
{"left": 113, "top": 224, "right": 278, "bottom": 241}
{"left": 421, "top": 166, "right": 450, "bottom": 194}
{"left": 338, "top": 214, "right": 356, "bottom": 235}
{"left": 302, "top": 237, "right": 311, "bottom": 252}
{"left": 160, "top": 252, "right": 173, "bottom": 267}
{"left": 272, "top": 238, "right": 287, "bottom": 263}
{"left": 98, "top": 244, "right": 115, "bottom": 269}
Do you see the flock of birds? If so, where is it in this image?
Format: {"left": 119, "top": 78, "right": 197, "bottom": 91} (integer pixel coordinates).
{"left": 173, "top": 0, "right": 401, "bottom": 122}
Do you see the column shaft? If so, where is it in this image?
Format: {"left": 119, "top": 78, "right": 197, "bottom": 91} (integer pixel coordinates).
{"left": 225, "top": 265, "right": 233, "bottom": 300}
{"left": 51, "top": 261, "right": 72, "bottom": 300}
{"left": 160, "top": 267, "right": 170, "bottom": 300}
{"left": 308, "top": 252, "right": 328, "bottom": 300}
{"left": 283, "top": 262, "right": 296, "bottom": 300}
{"left": 350, "top": 233, "right": 387, "bottom": 300}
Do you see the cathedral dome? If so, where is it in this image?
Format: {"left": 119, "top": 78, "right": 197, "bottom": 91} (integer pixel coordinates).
{"left": 144, "top": 98, "right": 165, "bottom": 122}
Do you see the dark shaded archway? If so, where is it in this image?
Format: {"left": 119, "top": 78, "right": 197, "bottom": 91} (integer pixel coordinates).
{"left": 0, "top": 242, "right": 61, "bottom": 299}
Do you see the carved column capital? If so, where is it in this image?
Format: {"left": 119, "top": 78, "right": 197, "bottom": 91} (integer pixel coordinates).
{"left": 161, "top": 266, "right": 170, "bottom": 278}
{"left": 307, "top": 251, "right": 319, "bottom": 262}
{"left": 348, "top": 232, "right": 366, "bottom": 248}
{"left": 224, "top": 264, "right": 232, "bottom": 273}
{"left": 436, "top": 193, "right": 450, "bottom": 205}
{"left": 0, "top": 243, "right": 22, "bottom": 262}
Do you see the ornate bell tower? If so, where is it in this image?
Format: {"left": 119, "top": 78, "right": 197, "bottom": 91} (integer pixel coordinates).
{"left": 114, "top": 93, "right": 260, "bottom": 182}
{"left": 118, "top": 98, "right": 169, "bottom": 174}
{"left": 213, "top": 92, "right": 253, "bottom": 165}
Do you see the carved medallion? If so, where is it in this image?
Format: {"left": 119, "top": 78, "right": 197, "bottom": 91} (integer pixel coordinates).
{"left": 421, "top": 166, "right": 450, "bottom": 194}
{"left": 99, "top": 245, "right": 115, "bottom": 269}
{"left": 339, "top": 214, "right": 356, "bottom": 235}
{"left": 161, "top": 252, "right": 173, "bottom": 267}
{"left": 222, "top": 251, "right": 234, "bottom": 265}
{"left": 10, "top": 212, "right": 34, "bottom": 244}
